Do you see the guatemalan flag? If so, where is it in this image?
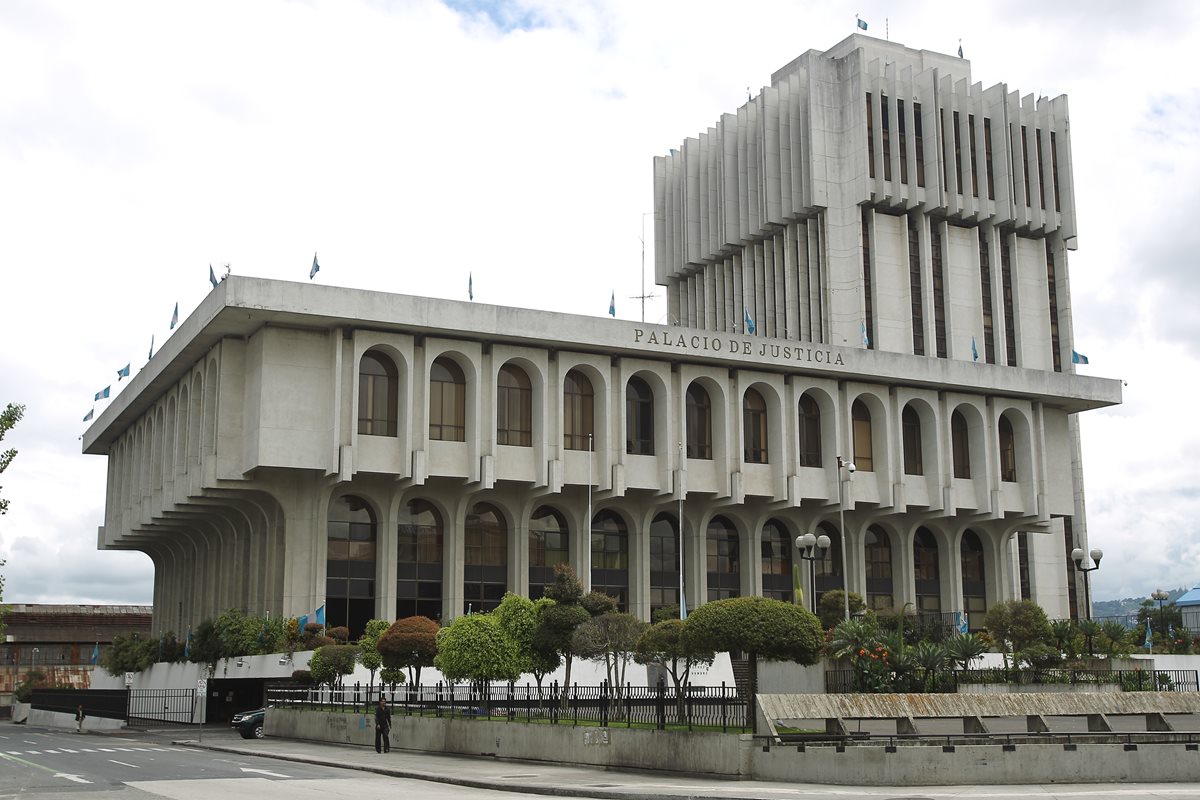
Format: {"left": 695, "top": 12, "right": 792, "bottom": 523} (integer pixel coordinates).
{"left": 170, "top": 302, "right": 179, "bottom": 330}
{"left": 608, "top": 291, "right": 616, "bottom": 317}
{"left": 743, "top": 308, "right": 756, "bottom": 335}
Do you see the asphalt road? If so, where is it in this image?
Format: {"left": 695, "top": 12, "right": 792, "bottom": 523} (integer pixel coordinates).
{"left": 0, "top": 726, "right": 573, "bottom": 800}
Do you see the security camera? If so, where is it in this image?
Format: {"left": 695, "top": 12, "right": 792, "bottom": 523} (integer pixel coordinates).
{"left": 846, "top": 463, "right": 856, "bottom": 474}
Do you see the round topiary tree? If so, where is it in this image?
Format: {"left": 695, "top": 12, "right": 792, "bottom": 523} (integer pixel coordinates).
{"left": 684, "top": 596, "right": 823, "bottom": 731}
{"left": 377, "top": 616, "right": 440, "bottom": 686}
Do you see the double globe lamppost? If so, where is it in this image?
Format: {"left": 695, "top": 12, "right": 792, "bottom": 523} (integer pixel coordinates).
{"left": 1070, "top": 547, "right": 1103, "bottom": 621}
{"left": 794, "top": 456, "right": 855, "bottom": 621}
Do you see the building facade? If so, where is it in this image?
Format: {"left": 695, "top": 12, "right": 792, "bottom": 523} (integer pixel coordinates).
{"left": 83, "top": 36, "right": 1120, "bottom": 637}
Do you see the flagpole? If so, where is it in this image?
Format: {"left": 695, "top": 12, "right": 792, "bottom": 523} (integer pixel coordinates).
{"left": 585, "top": 433, "right": 593, "bottom": 593}
{"left": 678, "top": 441, "right": 685, "bottom": 620}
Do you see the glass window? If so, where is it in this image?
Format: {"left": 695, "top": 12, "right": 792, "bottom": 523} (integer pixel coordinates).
{"left": 864, "top": 526, "right": 893, "bottom": 610}
{"left": 913, "top": 527, "right": 941, "bottom": 613}
{"left": 397, "top": 499, "right": 442, "bottom": 621}
{"left": 625, "top": 377, "right": 654, "bottom": 456}
{"left": 429, "top": 357, "right": 466, "bottom": 442}
{"left": 496, "top": 364, "right": 532, "bottom": 447}
{"left": 961, "top": 529, "right": 987, "bottom": 628}
{"left": 999, "top": 415, "right": 1017, "bottom": 482}
{"left": 591, "top": 510, "right": 628, "bottom": 611}
{"left": 706, "top": 516, "right": 740, "bottom": 601}
{"left": 327, "top": 494, "right": 377, "bottom": 637}
{"left": 685, "top": 383, "right": 712, "bottom": 460}
{"left": 814, "top": 522, "right": 843, "bottom": 598}
{"left": 358, "top": 351, "right": 398, "bottom": 437}
{"left": 464, "top": 503, "right": 506, "bottom": 613}
{"left": 649, "top": 514, "right": 679, "bottom": 615}
{"left": 563, "top": 370, "right": 594, "bottom": 451}
{"left": 852, "top": 399, "right": 873, "bottom": 472}
{"left": 761, "top": 520, "right": 793, "bottom": 603}
{"left": 952, "top": 410, "right": 971, "bottom": 479}
{"left": 798, "top": 393, "right": 821, "bottom": 468}
{"left": 902, "top": 405, "right": 923, "bottom": 475}
{"left": 743, "top": 389, "right": 768, "bottom": 464}
{"left": 529, "top": 506, "right": 569, "bottom": 600}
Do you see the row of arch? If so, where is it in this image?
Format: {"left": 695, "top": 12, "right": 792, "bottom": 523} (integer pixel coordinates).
{"left": 326, "top": 492, "right": 995, "bottom": 636}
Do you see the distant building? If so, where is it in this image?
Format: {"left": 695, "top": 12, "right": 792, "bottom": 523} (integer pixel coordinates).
{"left": 82, "top": 35, "right": 1119, "bottom": 638}
{"left": 1177, "top": 587, "right": 1200, "bottom": 633}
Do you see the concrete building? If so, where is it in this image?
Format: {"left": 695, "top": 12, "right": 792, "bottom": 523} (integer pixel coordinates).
{"left": 82, "top": 35, "right": 1120, "bottom": 637}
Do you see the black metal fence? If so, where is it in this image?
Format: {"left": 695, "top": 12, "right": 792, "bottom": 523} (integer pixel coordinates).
{"left": 31, "top": 688, "right": 129, "bottom": 721}
{"left": 266, "top": 681, "right": 748, "bottom": 732}
{"left": 126, "top": 688, "right": 198, "bottom": 726}
{"left": 825, "top": 667, "right": 1200, "bottom": 694}
{"left": 29, "top": 687, "right": 198, "bottom": 726}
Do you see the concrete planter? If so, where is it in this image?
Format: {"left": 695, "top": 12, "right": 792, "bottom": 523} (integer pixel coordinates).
{"left": 959, "top": 682, "right": 1121, "bottom": 694}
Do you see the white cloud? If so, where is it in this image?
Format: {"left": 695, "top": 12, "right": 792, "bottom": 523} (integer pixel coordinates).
{"left": 2, "top": 0, "right": 1199, "bottom": 607}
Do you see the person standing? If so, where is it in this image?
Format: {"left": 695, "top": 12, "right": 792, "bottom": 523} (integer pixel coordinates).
{"left": 374, "top": 697, "right": 391, "bottom": 754}
{"left": 75, "top": 705, "right": 85, "bottom": 733}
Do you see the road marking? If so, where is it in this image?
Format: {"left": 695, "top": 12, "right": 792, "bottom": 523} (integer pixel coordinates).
{"left": 115, "top": 747, "right": 134, "bottom": 751}
{"left": 80, "top": 748, "right": 96, "bottom": 752}
{"left": 59, "top": 748, "right": 78, "bottom": 753}
{"left": 7, "top": 751, "right": 22, "bottom": 755}
{"left": 239, "top": 767, "right": 290, "bottom": 778}
{"left": 26, "top": 751, "right": 41, "bottom": 754}
{"left": 42, "top": 750, "right": 59, "bottom": 754}
{"left": 109, "top": 759, "right": 140, "bottom": 768}
{"left": 98, "top": 748, "right": 115, "bottom": 752}
{"left": 53, "top": 773, "right": 92, "bottom": 784}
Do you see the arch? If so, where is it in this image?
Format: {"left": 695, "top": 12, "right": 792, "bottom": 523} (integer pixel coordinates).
{"left": 742, "top": 388, "right": 768, "bottom": 464}
{"left": 463, "top": 502, "right": 507, "bottom": 613}
{"left": 429, "top": 356, "right": 467, "bottom": 442}
{"left": 563, "top": 369, "right": 594, "bottom": 451}
{"left": 397, "top": 498, "right": 443, "bottom": 621}
{"left": 497, "top": 363, "right": 532, "bottom": 447}
{"left": 625, "top": 376, "right": 654, "bottom": 455}
{"left": 591, "top": 509, "right": 629, "bottom": 611}
{"left": 814, "top": 520, "right": 844, "bottom": 599}
{"left": 649, "top": 513, "right": 680, "bottom": 616}
{"left": 851, "top": 398, "right": 874, "bottom": 471}
{"left": 951, "top": 409, "right": 971, "bottom": 478}
{"left": 685, "top": 382, "right": 712, "bottom": 460}
{"left": 797, "top": 392, "right": 822, "bottom": 468}
{"left": 203, "top": 358, "right": 218, "bottom": 455}
{"left": 902, "top": 404, "right": 923, "bottom": 475}
{"left": 998, "top": 413, "right": 1017, "bottom": 482}
{"left": 913, "top": 526, "right": 941, "bottom": 613}
{"left": 961, "top": 529, "right": 987, "bottom": 629}
{"left": 864, "top": 525, "right": 894, "bottom": 610}
{"left": 706, "top": 516, "right": 740, "bottom": 601}
{"left": 760, "top": 518, "right": 793, "bottom": 603}
{"left": 359, "top": 349, "right": 399, "bottom": 437}
{"left": 529, "top": 505, "right": 570, "bottom": 599}
{"left": 327, "top": 493, "right": 378, "bottom": 637}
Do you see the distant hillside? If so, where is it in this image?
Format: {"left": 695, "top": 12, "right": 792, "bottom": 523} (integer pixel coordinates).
{"left": 1093, "top": 588, "right": 1189, "bottom": 618}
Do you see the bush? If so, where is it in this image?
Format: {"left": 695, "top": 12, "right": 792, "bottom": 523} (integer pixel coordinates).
{"left": 290, "top": 669, "right": 313, "bottom": 685}
{"left": 14, "top": 669, "right": 49, "bottom": 703}
{"left": 327, "top": 626, "right": 350, "bottom": 643}
{"left": 817, "top": 590, "right": 866, "bottom": 631}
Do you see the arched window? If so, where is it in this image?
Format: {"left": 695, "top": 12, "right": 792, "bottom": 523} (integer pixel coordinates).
{"left": 529, "top": 506, "right": 569, "bottom": 600}
{"left": 563, "top": 370, "right": 594, "bottom": 451}
{"left": 798, "top": 393, "right": 822, "bottom": 468}
{"left": 902, "top": 405, "right": 923, "bottom": 475}
{"left": 649, "top": 513, "right": 680, "bottom": 615}
{"left": 814, "top": 521, "right": 843, "bottom": 599}
{"left": 760, "top": 519, "right": 793, "bottom": 603}
{"left": 913, "top": 527, "right": 941, "bottom": 613}
{"left": 706, "top": 516, "right": 740, "bottom": 601}
{"left": 464, "top": 503, "right": 507, "bottom": 613}
{"left": 327, "top": 494, "right": 377, "bottom": 637}
{"left": 497, "top": 364, "right": 532, "bottom": 447}
{"left": 998, "top": 414, "right": 1017, "bottom": 482}
{"left": 358, "top": 351, "right": 398, "bottom": 436}
{"left": 952, "top": 410, "right": 971, "bottom": 479}
{"left": 961, "top": 529, "right": 987, "bottom": 629}
{"left": 591, "top": 510, "right": 628, "bottom": 611}
{"left": 743, "top": 389, "right": 768, "bottom": 464}
{"left": 852, "top": 399, "right": 874, "bottom": 471}
{"left": 625, "top": 377, "right": 654, "bottom": 456}
{"left": 864, "top": 526, "right": 893, "bottom": 610}
{"left": 397, "top": 499, "right": 442, "bottom": 621}
{"left": 429, "top": 357, "right": 466, "bottom": 442}
{"left": 685, "top": 383, "right": 712, "bottom": 460}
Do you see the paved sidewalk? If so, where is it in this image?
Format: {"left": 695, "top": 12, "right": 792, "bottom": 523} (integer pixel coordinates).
{"left": 172, "top": 730, "right": 1200, "bottom": 800}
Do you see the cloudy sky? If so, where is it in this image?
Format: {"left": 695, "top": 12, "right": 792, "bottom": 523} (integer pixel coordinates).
{"left": 1, "top": 0, "right": 1198, "bottom": 608}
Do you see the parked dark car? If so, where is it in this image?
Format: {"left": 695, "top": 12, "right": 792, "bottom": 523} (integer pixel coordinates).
{"left": 231, "top": 708, "right": 265, "bottom": 739}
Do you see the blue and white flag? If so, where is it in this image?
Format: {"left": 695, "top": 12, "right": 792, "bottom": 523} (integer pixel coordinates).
{"left": 744, "top": 308, "right": 756, "bottom": 334}
{"left": 83, "top": 408, "right": 94, "bottom": 422}
{"left": 469, "top": 272, "right": 474, "bottom": 301}
{"left": 1072, "top": 349, "right": 1089, "bottom": 365}
{"left": 148, "top": 335, "right": 154, "bottom": 361}
{"left": 609, "top": 291, "right": 616, "bottom": 317}
{"left": 90, "top": 643, "right": 99, "bottom": 665}
{"left": 315, "top": 604, "right": 326, "bottom": 626}
{"left": 95, "top": 386, "right": 111, "bottom": 401}
{"left": 310, "top": 252, "right": 320, "bottom": 280}
{"left": 957, "top": 611, "right": 969, "bottom": 635}
{"left": 971, "top": 336, "right": 979, "bottom": 362}
{"left": 861, "top": 320, "right": 870, "bottom": 348}
{"left": 1144, "top": 619, "right": 1153, "bottom": 651}
{"left": 856, "top": 16, "right": 868, "bottom": 30}
{"left": 170, "top": 302, "right": 179, "bottom": 330}
{"left": 117, "top": 363, "right": 130, "bottom": 381}
{"left": 209, "top": 264, "right": 219, "bottom": 289}
{"left": 183, "top": 628, "right": 192, "bottom": 659}
{"left": 297, "top": 614, "right": 309, "bottom": 631}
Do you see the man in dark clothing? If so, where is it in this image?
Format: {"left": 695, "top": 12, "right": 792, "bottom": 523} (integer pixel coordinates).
{"left": 374, "top": 697, "right": 392, "bottom": 753}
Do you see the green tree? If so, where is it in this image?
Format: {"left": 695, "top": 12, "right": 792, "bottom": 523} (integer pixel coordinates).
{"left": 684, "top": 596, "right": 823, "bottom": 730}
{"left": 817, "top": 590, "right": 866, "bottom": 630}
{"left": 308, "top": 643, "right": 358, "bottom": 689}
{"left": 0, "top": 402, "right": 26, "bottom": 516}
{"left": 494, "top": 593, "right": 558, "bottom": 692}
{"left": 433, "top": 613, "right": 521, "bottom": 684}
{"left": 984, "top": 600, "right": 1053, "bottom": 669}
{"left": 634, "top": 618, "right": 715, "bottom": 721}
{"left": 571, "top": 612, "right": 648, "bottom": 712}
{"left": 1099, "top": 620, "right": 1133, "bottom": 657}
{"left": 945, "top": 632, "right": 988, "bottom": 671}
{"left": 356, "top": 618, "right": 390, "bottom": 690}
{"left": 913, "top": 641, "right": 948, "bottom": 691}
{"left": 534, "top": 564, "right": 590, "bottom": 705}
{"left": 101, "top": 633, "right": 158, "bottom": 675}
{"left": 377, "top": 616, "right": 440, "bottom": 686}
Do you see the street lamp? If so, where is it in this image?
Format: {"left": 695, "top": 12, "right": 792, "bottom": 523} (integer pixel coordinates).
{"left": 836, "top": 456, "right": 856, "bottom": 622}
{"left": 1152, "top": 588, "right": 1170, "bottom": 635}
{"left": 795, "top": 532, "right": 831, "bottom": 615}
{"left": 1070, "top": 547, "right": 1103, "bottom": 621}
